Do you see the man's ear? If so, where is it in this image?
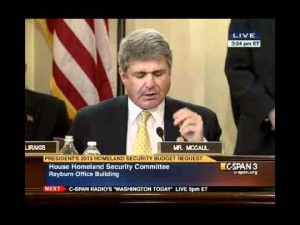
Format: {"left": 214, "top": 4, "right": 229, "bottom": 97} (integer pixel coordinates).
{"left": 119, "top": 68, "right": 126, "bottom": 84}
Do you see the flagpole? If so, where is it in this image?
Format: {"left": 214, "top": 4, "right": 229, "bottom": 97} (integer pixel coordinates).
{"left": 117, "top": 19, "right": 126, "bottom": 96}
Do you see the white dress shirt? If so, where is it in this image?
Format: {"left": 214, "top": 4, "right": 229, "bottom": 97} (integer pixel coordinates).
{"left": 126, "top": 98, "right": 165, "bottom": 155}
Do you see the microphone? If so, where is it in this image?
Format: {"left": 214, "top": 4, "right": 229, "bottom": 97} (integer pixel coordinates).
{"left": 156, "top": 127, "right": 165, "bottom": 141}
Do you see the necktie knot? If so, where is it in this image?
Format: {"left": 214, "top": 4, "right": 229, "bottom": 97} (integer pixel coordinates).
{"left": 141, "top": 111, "right": 151, "bottom": 123}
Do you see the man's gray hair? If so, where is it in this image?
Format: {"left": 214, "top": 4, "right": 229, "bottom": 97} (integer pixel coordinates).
{"left": 118, "top": 28, "right": 173, "bottom": 72}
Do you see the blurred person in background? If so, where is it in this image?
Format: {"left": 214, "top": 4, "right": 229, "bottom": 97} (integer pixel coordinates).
{"left": 225, "top": 19, "right": 275, "bottom": 155}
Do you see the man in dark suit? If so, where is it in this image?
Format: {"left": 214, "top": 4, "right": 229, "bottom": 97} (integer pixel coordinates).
{"left": 25, "top": 89, "right": 70, "bottom": 141}
{"left": 69, "top": 28, "right": 222, "bottom": 155}
{"left": 225, "top": 19, "right": 275, "bottom": 155}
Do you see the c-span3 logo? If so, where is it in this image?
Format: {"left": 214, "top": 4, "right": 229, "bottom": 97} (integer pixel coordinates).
{"left": 220, "top": 162, "right": 258, "bottom": 175}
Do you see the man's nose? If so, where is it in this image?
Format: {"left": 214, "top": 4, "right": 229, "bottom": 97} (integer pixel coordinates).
{"left": 144, "top": 74, "right": 155, "bottom": 89}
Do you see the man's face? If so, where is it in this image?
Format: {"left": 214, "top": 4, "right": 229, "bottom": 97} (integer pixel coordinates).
{"left": 120, "top": 57, "right": 171, "bottom": 110}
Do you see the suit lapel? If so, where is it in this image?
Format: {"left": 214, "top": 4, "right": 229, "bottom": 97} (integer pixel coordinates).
{"left": 164, "top": 97, "right": 180, "bottom": 141}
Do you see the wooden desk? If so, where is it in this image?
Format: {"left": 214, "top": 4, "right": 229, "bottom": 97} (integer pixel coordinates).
{"left": 25, "top": 155, "right": 275, "bottom": 206}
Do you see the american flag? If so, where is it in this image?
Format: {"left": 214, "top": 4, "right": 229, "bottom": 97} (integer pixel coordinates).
{"left": 36, "top": 19, "right": 115, "bottom": 120}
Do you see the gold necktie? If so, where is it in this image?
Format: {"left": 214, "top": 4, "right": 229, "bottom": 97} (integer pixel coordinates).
{"left": 133, "top": 111, "right": 152, "bottom": 155}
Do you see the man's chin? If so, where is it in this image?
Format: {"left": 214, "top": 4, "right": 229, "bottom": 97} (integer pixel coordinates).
{"left": 140, "top": 99, "right": 161, "bottom": 110}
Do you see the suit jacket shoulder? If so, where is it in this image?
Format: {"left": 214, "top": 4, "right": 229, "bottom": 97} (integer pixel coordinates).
{"left": 70, "top": 96, "right": 128, "bottom": 154}
{"left": 26, "top": 89, "right": 65, "bottom": 107}
{"left": 75, "top": 95, "right": 127, "bottom": 123}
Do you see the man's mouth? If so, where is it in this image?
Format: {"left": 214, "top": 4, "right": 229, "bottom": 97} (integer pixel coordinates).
{"left": 144, "top": 93, "right": 157, "bottom": 96}
{"left": 142, "top": 92, "right": 158, "bottom": 99}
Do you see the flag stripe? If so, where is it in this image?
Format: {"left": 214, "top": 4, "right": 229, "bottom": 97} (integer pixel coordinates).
{"left": 50, "top": 76, "right": 77, "bottom": 119}
{"left": 104, "top": 19, "right": 109, "bottom": 34}
{"left": 53, "top": 31, "right": 100, "bottom": 105}
{"left": 96, "top": 53, "right": 113, "bottom": 99}
{"left": 53, "top": 61, "right": 87, "bottom": 110}
{"left": 56, "top": 19, "right": 114, "bottom": 102}
{"left": 54, "top": 20, "right": 98, "bottom": 88}
{"left": 46, "top": 19, "right": 56, "bottom": 34}
{"left": 85, "top": 19, "right": 95, "bottom": 32}
{"left": 94, "top": 19, "right": 114, "bottom": 96}
{"left": 64, "top": 19, "right": 97, "bottom": 63}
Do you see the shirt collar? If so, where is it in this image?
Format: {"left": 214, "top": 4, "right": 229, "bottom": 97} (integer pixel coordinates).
{"left": 128, "top": 98, "right": 165, "bottom": 125}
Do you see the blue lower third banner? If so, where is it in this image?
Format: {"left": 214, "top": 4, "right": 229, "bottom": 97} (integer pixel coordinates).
{"left": 45, "top": 162, "right": 275, "bottom": 188}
